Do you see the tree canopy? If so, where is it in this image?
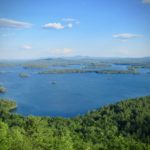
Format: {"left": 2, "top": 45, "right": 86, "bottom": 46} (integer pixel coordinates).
{"left": 0, "top": 96, "right": 150, "bottom": 150}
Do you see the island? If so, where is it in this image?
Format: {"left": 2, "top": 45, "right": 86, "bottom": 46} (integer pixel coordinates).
{"left": 19, "top": 73, "right": 29, "bottom": 78}
{"left": 38, "top": 68, "right": 139, "bottom": 75}
{"left": 81, "top": 63, "right": 111, "bottom": 69}
{"left": 0, "top": 86, "right": 6, "bottom": 93}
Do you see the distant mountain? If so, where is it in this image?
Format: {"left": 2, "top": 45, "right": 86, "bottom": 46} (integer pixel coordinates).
{"left": 40, "top": 56, "right": 150, "bottom": 63}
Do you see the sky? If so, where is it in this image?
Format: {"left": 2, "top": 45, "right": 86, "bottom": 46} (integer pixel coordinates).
{"left": 0, "top": 0, "right": 150, "bottom": 59}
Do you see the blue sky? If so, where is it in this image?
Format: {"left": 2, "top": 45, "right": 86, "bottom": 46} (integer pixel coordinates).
{"left": 0, "top": 0, "right": 150, "bottom": 59}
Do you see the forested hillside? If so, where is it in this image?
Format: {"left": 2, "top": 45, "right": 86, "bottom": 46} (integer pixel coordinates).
{"left": 0, "top": 96, "right": 150, "bottom": 150}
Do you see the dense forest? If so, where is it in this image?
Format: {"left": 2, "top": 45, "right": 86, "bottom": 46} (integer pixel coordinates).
{"left": 0, "top": 96, "right": 150, "bottom": 150}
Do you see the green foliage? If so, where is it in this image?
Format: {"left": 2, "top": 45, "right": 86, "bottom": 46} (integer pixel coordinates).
{"left": 0, "top": 121, "right": 10, "bottom": 150}
{"left": 0, "top": 99, "right": 16, "bottom": 112}
{"left": 0, "top": 96, "right": 150, "bottom": 150}
{"left": 38, "top": 68, "right": 138, "bottom": 75}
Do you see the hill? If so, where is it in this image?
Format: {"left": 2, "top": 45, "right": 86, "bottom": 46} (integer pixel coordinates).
{"left": 0, "top": 96, "right": 150, "bottom": 150}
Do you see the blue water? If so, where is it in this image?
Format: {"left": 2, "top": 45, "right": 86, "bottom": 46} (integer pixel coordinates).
{"left": 0, "top": 65, "right": 150, "bottom": 117}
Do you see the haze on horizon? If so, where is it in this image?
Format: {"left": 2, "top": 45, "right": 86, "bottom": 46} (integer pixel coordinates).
{"left": 0, "top": 0, "right": 150, "bottom": 59}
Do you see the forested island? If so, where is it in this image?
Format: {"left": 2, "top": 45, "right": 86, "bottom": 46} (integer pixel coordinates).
{"left": 19, "top": 73, "right": 29, "bottom": 78}
{"left": 38, "top": 68, "right": 138, "bottom": 75}
{"left": 0, "top": 57, "right": 150, "bottom": 75}
{"left": 0, "top": 96, "right": 150, "bottom": 150}
{"left": 0, "top": 86, "right": 6, "bottom": 93}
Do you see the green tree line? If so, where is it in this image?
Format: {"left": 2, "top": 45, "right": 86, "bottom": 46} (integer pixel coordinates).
{"left": 0, "top": 96, "right": 150, "bottom": 150}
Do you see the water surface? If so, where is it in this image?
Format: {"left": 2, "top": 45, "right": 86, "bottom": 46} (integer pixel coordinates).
{"left": 0, "top": 65, "right": 150, "bottom": 117}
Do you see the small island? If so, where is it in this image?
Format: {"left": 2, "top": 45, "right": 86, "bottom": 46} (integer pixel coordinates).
{"left": 51, "top": 81, "right": 57, "bottom": 84}
{"left": 82, "top": 63, "right": 111, "bottom": 69}
{"left": 19, "top": 73, "right": 29, "bottom": 78}
{"left": 0, "top": 86, "right": 6, "bottom": 93}
{"left": 22, "top": 63, "right": 48, "bottom": 69}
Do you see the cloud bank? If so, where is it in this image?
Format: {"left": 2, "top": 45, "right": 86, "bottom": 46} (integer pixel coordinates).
{"left": 113, "top": 33, "right": 143, "bottom": 41}
{"left": 43, "top": 18, "right": 79, "bottom": 30}
{"left": 0, "top": 18, "right": 32, "bottom": 29}
{"left": 62, "top": 18, "right": 80, "bottom": 24}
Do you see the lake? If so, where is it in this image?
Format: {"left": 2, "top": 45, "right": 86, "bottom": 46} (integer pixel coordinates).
{"left": 0, "top": 64, "right": 150, "bottom": 117}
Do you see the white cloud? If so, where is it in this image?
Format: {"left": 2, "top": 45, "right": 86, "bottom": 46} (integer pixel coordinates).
{"left": 42, "top": 22, "right": 64, "bottom": 29}
{"left": 62, "top": 18, "right": 76, "bottom": 22}
{"left": 142, "top": 0, "right": 150, "bottom": 4}
{"left": 51, "top": 48, "right": 74, "bottom": 56}
{"left": 0, "top": 18, "right": 32, "bottom": 29}
{"left": 43, "top": 18, "right": 79, "bottom": 30}
{"left": 22, "top": 45, "right": 32, "bottom": 50}
{"left": 113, "top": 33, "right": 143, "bottom": 41}
{"left": 63, "top": 48, "right": 73, "bottom": 54}
{"left": 67, "top": 23, "right": 73, "bottom": 28}
{"left": 62, "top": 18, "right": 80, "bottom": 25}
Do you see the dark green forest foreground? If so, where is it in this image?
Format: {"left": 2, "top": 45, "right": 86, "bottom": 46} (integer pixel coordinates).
{"left": 0, "top": 97, "right": 150, "bottom": 150}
